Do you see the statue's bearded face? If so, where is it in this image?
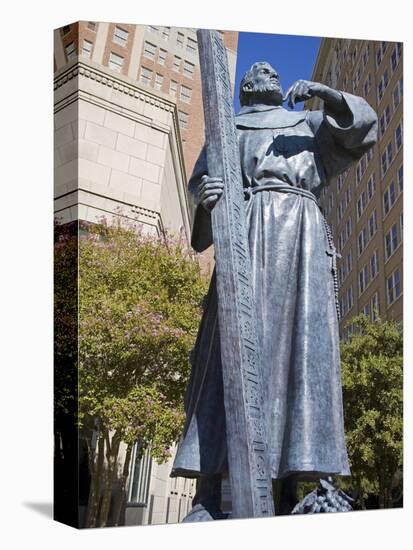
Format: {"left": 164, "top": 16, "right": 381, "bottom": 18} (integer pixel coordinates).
{"left": 250, "top": 63, "right": 283, "bottom": 103}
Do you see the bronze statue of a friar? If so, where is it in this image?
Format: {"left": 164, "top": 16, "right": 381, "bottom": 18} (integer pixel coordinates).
{"left": 170, "top": 46, "right": 377, "bottom": 521}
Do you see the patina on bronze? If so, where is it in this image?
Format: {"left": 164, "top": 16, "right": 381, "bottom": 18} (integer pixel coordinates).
{"left": 171, "top": 34, "right": 378, "bottom": 521}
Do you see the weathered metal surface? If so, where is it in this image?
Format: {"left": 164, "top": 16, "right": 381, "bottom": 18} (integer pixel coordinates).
{"left": 196, "top": 29, "right": 274, "bottom": 519}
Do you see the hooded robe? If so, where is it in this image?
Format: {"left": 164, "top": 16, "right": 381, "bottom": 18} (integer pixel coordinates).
{"left": 171, "top": 91, "right": 377, "bottom": 480}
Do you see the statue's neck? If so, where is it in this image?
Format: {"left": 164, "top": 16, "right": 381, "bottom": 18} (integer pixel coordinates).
{"left": 249, "top": 99, "right": 283, "bottom": 108}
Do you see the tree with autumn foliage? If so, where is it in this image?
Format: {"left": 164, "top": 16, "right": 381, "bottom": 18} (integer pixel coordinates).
{"left": 339, "top": 314, "right": 403, "bottom": 509}
{"left": 55, "top": 216, "right": 208, "bottom": 527}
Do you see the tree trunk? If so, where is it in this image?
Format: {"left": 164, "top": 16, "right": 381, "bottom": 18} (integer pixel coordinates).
{"left": 378, "top": 466, "right": 386, "bottom": 509}
{"left": 112, "top": 444, "right": 133, "bottom": 526}
{"left": 87, "top": 432, "right": 105, "bottom": 527}
{"left": 98, "top": 430, "right": 121, "bottom": 527}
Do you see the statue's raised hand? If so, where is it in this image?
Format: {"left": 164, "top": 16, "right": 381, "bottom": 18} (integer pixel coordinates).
{"left": 283, "top": 80, "right": 324, "bottom": 109}
{"left": 199, "top": 175, "right": 224, "bottom": 212}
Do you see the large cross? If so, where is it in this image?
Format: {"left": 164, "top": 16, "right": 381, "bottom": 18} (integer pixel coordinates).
{"left": 196, "top": 29, "right": 274, "bottom": 519}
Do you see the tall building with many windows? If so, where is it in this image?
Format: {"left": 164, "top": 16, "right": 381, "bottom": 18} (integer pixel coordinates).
{"left": 307, "top": 38, "right": 403, "bottom": 338}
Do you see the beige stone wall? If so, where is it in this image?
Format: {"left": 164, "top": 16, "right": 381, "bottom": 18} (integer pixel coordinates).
{"left": 117, "top": 441, "right": 196, "bottom": 526}
{"left": 54, "top": 59, "right": 191, "bottom": 241}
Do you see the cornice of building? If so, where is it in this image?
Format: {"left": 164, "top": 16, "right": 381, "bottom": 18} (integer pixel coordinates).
{"left": 54, "top": 58, "right": 177, "bottom": 114}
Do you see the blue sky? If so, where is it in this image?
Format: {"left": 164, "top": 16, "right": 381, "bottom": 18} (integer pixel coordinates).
{"left": 233, "top": 32, "right": 322, "bottom": 112}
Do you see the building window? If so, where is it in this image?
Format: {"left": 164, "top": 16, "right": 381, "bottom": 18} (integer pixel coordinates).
{"left": 345, "top": 217, "right": 352, "bottom": 241}
{"left": 139, "top": 66, "right": 153, "bottom": 86}
{"left": 186, "top": 37, "right": 197, "bottom": 55}
{"left": 328, "top": 194, "right": 334, "bottom": 212}
{"left": 357, "top": 191, "right": 367, "bottom": 219}
{"left": 368, "top": 209, "right": 377, "bottom": 238}
{"left": 65, "top": 42, "right": 76, "bottom": 61}
{"left": 377, "top": 69, "right": 389, "bottom": 102}
{"left": 109, "top": 52, "right": 124, "bottom": 72}
{"left": 338, "top": 263, "right": 344, "bottom": 287}
{"left": 391, "top": 43, "right": 402, "bottom": 72}
{"left": 143, "top": 41, "right": 156, "bottom": 60}
{"left": 367, "top": 147, "right": 373, "bottom": 163}
{"left": 397, "top": 165, "right": 403, "bottom": 192}
{"left": 337, "top": 201, "right": 344, "bottom": 222}
{"left": 180, "top": 85, "right": 192, "bottom": 103}
{"left": 351, "top": 46, "right": 357, "bottom": 65}
{"left": 345, "top": 249, "right": 353, "bottom": 275}
{"left": 87, "top": 21, "right": 97, "bottom": 31}
{"left": 178, "top": 111, "right": 189, "bottom": 129}
{"left": 376, "top": 41, "right": 387, "bottom": 67}
{"left": 356, "top": 153, "right": 369, "bottom": 184}
{"left": 176, "top": 32, "right": 184, "bottom": 48}
{"left": 169, "top": 80, "right": 178, "bottom": 98}
{"left": 158, "top": 48, "right": 167, "bottom": 65}
{"left": 367, "top": 173, "right": 376, "bottom": 200}
{"left": 353, "top": 67, "right": 361, "bottom": 92}
{"left": 393, "top": 79, "right": 403, "bottom": 109}
{"left": 370, "top": 250, "right": 379, "bottom": 279}
{"left": 148, "top": 25, "right": 159, "bottom": 33}
{"left": 386, "top": 269, "right": 401, "bottom": 305}
{"left": 338, "top": 230, "right": 345, "bottom": 253}
{"left": 347, "top": 286, "right": 353, "bottom": 311}
{"left": 161, "top": 27, "right": 170, "bottom": 41}
{"left": 113, "top": 26, "right": 128, "bottom": 47}
{"left": 154, "top": 73, "right": 163, "bottom": 90}
{"left": 362, "top": 303, "right": 370, "bottom": 317}
{"left": 383, "top": 181, "right": 397, "bottom": 216}
{"left": 82, "top": 39, "right": 93, "bottom": 59}
{"left": 395, "top": 122, "right": 403, "bottom": 151}
{"left": 385, "top": 223, "right": 399, "bottom": 260}
{"left": 358, "top": 226, "right": 367, "bottom": 256}
{"left": 363, "top": 73, "right": 372, "bottom": 97}
{"left": 337, "top": 174, "right": 344, "bottom": 192}
{"left": 359, "top": 265, "right": 369, "bottom": 295}
{"left": 345, "top": 186, "right": 352, "bottom": 207}
{"left": 362, "top": 44, "right": 370, "bottom": 68}
{"left": 62, "top": 25, "right": 71, "bottom": 35}
{"left": 127, "top": 444, "right": 152, "bottom": 506}
{"left": 340, "top": 287, "right": 354, "bottom": 318}
{"left": 173, "top": 55, "right": 181, "bottom": 72}
{"left": 381, "top": 141, "right": 393, "bottom": 176}
{"left": 371, "top": 292, "right": 380, "bottom": 320}
{"left": 379, "top": 104, "right": 391, "bottom": 138}
{"left": 183, "top": 60, "right": 195, "bottom": 79}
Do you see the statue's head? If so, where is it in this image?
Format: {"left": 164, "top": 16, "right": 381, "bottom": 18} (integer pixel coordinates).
{"left": 239, "top": 62, "right": 283, "bottom": 107}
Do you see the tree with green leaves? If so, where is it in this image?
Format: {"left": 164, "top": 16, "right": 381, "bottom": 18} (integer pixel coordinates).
{"left": 57, "top": 217, "right": 208, "bottom": 527}
{"left": 339, "top": 314, "right": 403, "bottom": 509}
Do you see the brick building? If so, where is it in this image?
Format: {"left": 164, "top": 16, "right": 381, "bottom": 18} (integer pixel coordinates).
{"left": 307, "top": 38, "right": 403, "bottom": 339}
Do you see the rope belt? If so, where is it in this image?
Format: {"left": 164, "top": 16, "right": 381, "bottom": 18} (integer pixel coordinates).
{"left": 244, "top": 184, "right": 318, "bottom": 204}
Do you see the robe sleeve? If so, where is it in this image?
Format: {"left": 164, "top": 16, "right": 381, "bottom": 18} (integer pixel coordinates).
{"left": 188, "top": 146, "right": 213, "bottom": 252}
{"left": 308, "top": 91, "right": 378, "bottom": 180}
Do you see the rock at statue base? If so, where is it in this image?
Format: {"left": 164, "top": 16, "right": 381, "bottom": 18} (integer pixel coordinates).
{"left": 292, "top": 478, "right": 354, "bottom": 514}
